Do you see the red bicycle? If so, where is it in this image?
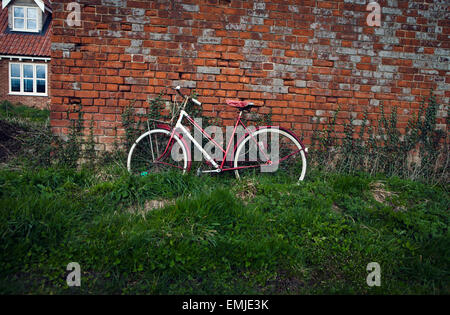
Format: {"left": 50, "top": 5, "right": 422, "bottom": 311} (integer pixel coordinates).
{"left": 127, "top": 86, "right": 308, "bottom": 181}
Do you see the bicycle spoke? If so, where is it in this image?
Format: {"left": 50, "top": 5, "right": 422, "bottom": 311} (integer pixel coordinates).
{"left": 234, "top": 128, "right": 307, "bottom": 181}
{"left": 127, "top": 129, "right": 188, "bottom": 175}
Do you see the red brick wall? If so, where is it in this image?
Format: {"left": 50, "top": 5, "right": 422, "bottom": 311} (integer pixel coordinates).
{"left": 50, "top": 0, "right": 449, "bottom": 151}
{"left": 0, "top": 58, "right": 51, "bottom": 110}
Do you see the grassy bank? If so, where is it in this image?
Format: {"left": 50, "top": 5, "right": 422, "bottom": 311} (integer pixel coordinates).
{"left": 0, "top": 167, "right": 448, "bottom": 294}
{"left": 0, "top": 101, "right": 448, "bottom": 294}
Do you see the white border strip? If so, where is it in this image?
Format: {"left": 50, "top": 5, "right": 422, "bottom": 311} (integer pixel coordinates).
{"left": 0, "top": 55, "right": 51, "bottom": 62}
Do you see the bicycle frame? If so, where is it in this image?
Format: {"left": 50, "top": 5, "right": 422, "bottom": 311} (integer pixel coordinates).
{"left": 153, "top": 96, "right": 273, "bottom": 173}
{"left": 175, "top": 109, "right": 274, "bottom": 172}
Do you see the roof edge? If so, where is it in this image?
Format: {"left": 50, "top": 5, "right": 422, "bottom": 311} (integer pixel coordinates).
{"left": 0, "top": 54, "right": 51, "bottom": 60}
{"left": 2, "top": 0, "right": 47, "bottom": 12}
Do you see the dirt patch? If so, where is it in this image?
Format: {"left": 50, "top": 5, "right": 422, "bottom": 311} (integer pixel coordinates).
{"left": 370, "top": 181, "right": 396, "bottom": 204}
{"left": 144, "top": 199, "right": 175, "bottom": 211}
{"left": 370, "top": 181, "right": 406, "bottom": 212}
{"left": 331, "top": 203, "right": 342, "bottom": 214}
{"left": 0, "top": 120, "right": 25, "bottom": 162}
{"left": 268, "top": 273, "right": 306, "bottom": 294}
{"left": 129, "top": 199, "right": 175, "bottom": 215}
{"left": 235, "top": 179, "right": 258, "bottom": 202}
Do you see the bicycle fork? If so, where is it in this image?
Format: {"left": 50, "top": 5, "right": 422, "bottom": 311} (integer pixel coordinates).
{"left": 174, "top": 110, "right": 221, "bottom": 171}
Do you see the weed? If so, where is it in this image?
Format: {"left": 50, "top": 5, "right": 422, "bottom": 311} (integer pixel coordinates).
{"left": 311, "top": 92, "right": 448, "bottom": 184}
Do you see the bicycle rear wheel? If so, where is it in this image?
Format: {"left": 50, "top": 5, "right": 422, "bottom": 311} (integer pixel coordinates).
{"left": 127, "top": 129, "right": 190, "bottom": 176}
{"left": 233, "top": 127, "right": 307, "bottom": 182}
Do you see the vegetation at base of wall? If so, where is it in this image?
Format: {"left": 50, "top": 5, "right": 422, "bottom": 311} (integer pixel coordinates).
{"left": 310, "top": 94, "right": 449, "bottom": 184}
{"left": 1, "top": 91, "right": 448, "bottom": 184}
{"left": 0, "top": 100, "right": 93, "bottom": 169}
{"left": 121, "top": 92, "right": 207, "bottom": 151}
{"left": 0, "top": 100, "right": 50, "bottom": 123}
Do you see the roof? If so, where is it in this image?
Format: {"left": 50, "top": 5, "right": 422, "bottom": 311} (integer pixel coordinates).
{"left": 2, "top": 0, "right": 52, "bottom": 12}
{"left": 0, "top": 2, "right": 52, "bottom": 57}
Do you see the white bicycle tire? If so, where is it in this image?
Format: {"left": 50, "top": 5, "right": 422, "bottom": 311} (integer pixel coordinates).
{"left": 233, "top": 128, "right": 307, "bottom": 182}
{"left": 127, "top": 129, "right": 188, "bottom": 174}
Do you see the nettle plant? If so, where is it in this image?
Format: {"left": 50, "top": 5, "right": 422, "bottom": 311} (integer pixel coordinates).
{"left": 121, "top": 92, "right": 203, "bottom": 151}
{"left": 311, "top": 93, "right": 448, "bottom": 183}
{"left": 14, "top": 103, "right": 87, "bottom": 169}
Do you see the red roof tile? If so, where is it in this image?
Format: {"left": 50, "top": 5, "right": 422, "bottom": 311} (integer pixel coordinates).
{"left": 0, "top": 3, "right": 52, "bottom": 57}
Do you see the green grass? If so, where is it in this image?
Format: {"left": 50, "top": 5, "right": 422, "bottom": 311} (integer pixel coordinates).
{"left": 0, "top": 100, "right": 50, "bottom": 123}
{"left": 0, "top": 166, "right": 448, "bottom": 294}
{"left": 0, "top": 101, "right": 448, "bottom": 294}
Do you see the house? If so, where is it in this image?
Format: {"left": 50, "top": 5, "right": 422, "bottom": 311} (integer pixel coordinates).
{"left": 0, "top": 0, "right": 52, "bottom": 109}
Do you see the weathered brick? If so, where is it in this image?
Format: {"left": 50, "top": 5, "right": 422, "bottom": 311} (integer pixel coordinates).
{"left": 197, "top": 66, "right": 221, "bottom": 75}
{"left": 45, "top": 0, "right": 449, "bottom": 150}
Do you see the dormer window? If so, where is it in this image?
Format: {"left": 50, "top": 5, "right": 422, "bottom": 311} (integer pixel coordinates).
{"left": 12, "top": 6, "right": 38, "bottom": 32}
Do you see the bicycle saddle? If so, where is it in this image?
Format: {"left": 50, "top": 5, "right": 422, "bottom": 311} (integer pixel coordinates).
{"left": 226, "top": 100, "right": 261, "bottom": 111}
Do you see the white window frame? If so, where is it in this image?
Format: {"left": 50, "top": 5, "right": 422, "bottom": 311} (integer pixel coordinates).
{"left": 9, "top": 62, "right": 48, "bottom": 96}
{"left": 12, "top": 5, "right": 39, "bottom": 33}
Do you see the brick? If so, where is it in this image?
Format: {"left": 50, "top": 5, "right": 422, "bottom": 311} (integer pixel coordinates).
{"left": 45, "top": 0, "right": 448, "bottom": 151}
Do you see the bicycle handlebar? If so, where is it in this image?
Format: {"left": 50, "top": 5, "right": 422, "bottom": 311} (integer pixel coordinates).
{"left": 174, "top": 86, "right": 184, "bottom": 98}
{"left": 173, "top": 86, "right": 202, "bottom": 107}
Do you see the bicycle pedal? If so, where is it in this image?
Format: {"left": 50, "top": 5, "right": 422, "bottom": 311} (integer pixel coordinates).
{"left": 196, "top": 168, "right": 202, "bottom": 177}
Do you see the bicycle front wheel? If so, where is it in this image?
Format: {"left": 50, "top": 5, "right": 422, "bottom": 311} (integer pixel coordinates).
{"left": 127, "top": 129, "right": 190, "bottom": 176}
{"left": 233, "top": 127, "right": 307, "bottom": 182}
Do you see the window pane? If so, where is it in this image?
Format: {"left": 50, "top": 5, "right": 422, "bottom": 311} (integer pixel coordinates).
{"left": 36, "top": 80, "right": 46, "bottom": 93}
{"left": 11, "top": 78, "right": 21, "bottom": 92}
{"left": 11, "top": 64, "right": 20, "bottom": 77}
{"left": 24, "top": 79, "right": 34, "bottom": 92}
{"left": 14, "top": 7, "right": 24, "bottom": 18}
{"left": 27, "top": 8, "right": 37, "bottom": 19}
{"left": 36, "top": 65, "right": 46, "bottom": 79}
{"left": 23, "top": 65, "right": 33, "bottom": 78}
{"left": 27, "top": 19, "right": 37, "bottom": 30}
{"left": 14, "top": 18, "right": 24, "bottom": 29}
